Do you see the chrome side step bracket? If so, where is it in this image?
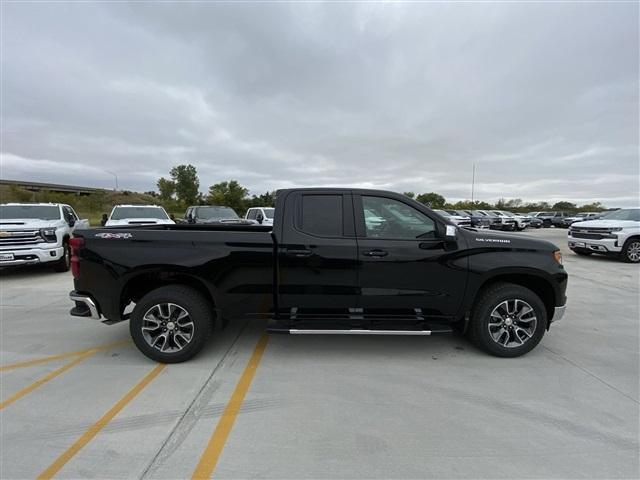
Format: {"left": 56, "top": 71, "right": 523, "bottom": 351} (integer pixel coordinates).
{"left": 286, "top": 329, "right": 432, "bottom": 336}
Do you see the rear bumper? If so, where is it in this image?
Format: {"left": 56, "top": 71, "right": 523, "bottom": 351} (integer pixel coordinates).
{"left": 69, "top": 291, "right": 101, "bottom": 320}
{"left": 0, "top": 246, "right": 63, "bottom": 266}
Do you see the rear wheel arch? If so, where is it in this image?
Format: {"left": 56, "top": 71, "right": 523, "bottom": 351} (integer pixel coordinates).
{"left": 120, "top": 271, "right": 217, "bottom": 324}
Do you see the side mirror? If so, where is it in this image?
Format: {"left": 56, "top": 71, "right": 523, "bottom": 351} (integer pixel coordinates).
{"left": 256, "top": 213, "right": 264, "bottom": 224}
{"left": 67, "top": 216, "right": 76, "bottom": 227}
{"left": 101, "top": 214, "right": 108, "bottom": 226}
{"left": 188, "top": 213, "right": 194, "bottom": 223}
{"left": 445, "top": 224, "right": 457, "bottom": 241}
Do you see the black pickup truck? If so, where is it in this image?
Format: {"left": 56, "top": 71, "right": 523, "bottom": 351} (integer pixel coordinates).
{"left": 69, "top": 188, "right": 567, "bottom": 363}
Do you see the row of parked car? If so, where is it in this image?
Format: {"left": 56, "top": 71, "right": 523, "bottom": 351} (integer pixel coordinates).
{"left": 434, "top": 209, "right": 535, "bottom": 230}
{"left": 433, "top": 209, "right": 605, "bottom": 230}
{"left": 99, "top": 204, "right": 274, "bottom": 226}
{"left": 1, "top": 200, "right": 637, "bottom": 272}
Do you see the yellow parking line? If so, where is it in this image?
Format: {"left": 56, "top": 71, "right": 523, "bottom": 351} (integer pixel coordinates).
{"left": 0, "top": 340, "right": 130, "bottom": 372}
{"left": 0, "top": 350, "right": 97, "bottom": 410}
{"left": 37, "top": 363, "right": 166, "bottom": 480}
{"left": 192, "top": 333, "right": 269, "bottom": 480}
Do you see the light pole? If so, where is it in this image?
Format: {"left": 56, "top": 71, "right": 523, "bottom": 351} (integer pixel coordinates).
{"left": 471, "top": 162, "right": 476, "bottom": 204}
{"left": 105, "top": 170, "right": 119, "bottom": 191}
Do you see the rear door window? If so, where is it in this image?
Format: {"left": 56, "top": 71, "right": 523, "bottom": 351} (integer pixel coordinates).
{"left": 300, "top": 194, "right": 343, "bottom": 237}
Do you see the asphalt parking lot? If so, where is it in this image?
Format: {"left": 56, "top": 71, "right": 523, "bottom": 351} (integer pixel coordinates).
{"left": 1, "top": 228, "right": 638, "bottom": 479}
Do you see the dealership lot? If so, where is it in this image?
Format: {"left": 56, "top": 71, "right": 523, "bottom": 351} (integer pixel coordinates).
{"left": 1, "top": 228, "right": 638, "bottom": 479}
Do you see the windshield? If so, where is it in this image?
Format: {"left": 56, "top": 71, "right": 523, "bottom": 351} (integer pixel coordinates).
{"left": 111, "top": 207, "right": 168, "bottom": 220}
{"left": 263, "top": 208, "right": 275, "bottom": 219}
{"left": 0, "top": 205, "right": 61, "bottom": 220}
{"left": 197, "top": 206, "right": 239, "bottom": 220}
{"left": 600, "top": 209, "right": 640, "bottom": 221}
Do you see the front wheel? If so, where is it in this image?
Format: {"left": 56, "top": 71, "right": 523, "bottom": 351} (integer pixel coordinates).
{"left": 467, "top": 282, "right": 547, "bottom": 357}
{"left": 621, "top": 239, "right": 640, "bottom": 263}
{"left": 53, "top": 242, "right": 71, "bottom": 272}
{"left": 130, "top": 285, "right": 213, "bottom": 363}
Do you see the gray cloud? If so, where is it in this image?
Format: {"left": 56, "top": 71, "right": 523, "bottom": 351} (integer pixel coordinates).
{"left": 1, "top": 2, "right": 638, "bottom": 206}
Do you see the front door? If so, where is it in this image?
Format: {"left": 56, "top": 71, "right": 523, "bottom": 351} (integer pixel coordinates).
{"left": 353, "top": 193, "right": 467, "bottom": 320}
{"left": 277, "top": 191, "right": 359, "bottom": 321}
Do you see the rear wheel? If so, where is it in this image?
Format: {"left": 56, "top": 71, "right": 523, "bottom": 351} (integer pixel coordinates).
{"left": 130, "top": 285, "right": 213, "bottom": 363}
{"left": 621, "top": 239, "right": 640, "bottom": 263}
{"left": 467, "top": 282, "right": 547, "bottom": 357}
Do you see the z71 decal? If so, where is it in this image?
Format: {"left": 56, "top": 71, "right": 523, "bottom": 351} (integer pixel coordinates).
{"left": 475, "top": 237, "right": 511, "bottom": 244}
{"left": 94, "top": 232, "right": 133, "bottom": 239}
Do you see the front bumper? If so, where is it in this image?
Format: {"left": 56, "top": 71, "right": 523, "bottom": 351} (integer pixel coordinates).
{"left": 568, "top": 237, "right": 621, "bottom": 254}
{"left": 551, "top": 304, "right": 566, "bottom": 323}
{"left": 0, "top": 246, "right": 64, "bottom": 266}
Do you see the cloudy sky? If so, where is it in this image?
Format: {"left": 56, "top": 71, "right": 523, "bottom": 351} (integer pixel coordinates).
{"left": 1, "top": 2, "right": 638, "bottom": 206}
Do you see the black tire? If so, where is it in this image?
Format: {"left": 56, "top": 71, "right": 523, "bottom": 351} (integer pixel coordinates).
{"left": 620, "top": 238, "right": 640, "bottom": 263}
{"left": 467, "top": 282, "right": 547, "bottom": 358}
{"left": 53, "top": 241, "right": 71, "bottom": 272}
{"left": 130, "top": 285, "right": 213, "bottom": 363}
{"left": 573, "top": 248, "right": 592, "bottom": 256}
{"left": 543, "top": 220, "right": 551, "bottom": 228}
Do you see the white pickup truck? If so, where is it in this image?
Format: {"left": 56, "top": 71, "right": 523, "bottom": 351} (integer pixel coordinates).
{"left": 104, "top": 205, "right": 174, "bottom": 226}
{"left": 568, "top": 207, "right": 640, "bottom": 263}
{"left": 0, "top": 203, "right": 90, "bottom": 271}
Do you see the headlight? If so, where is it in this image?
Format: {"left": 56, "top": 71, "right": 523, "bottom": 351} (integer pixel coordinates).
{"left": 40, "top": 228, "right": 57, "bottom": 242}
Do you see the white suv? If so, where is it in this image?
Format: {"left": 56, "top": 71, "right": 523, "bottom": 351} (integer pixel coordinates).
{"left": 0, "top": 203, "right": 90, "bottom": 271}
{"left": 105, "top": 205, "right": 174, "bottom": 226}
{"left": 245, "top": 207, "right": 275, "bottom": 226}
{"left": 568, "top": 208, "right": 640, "bottom": 263}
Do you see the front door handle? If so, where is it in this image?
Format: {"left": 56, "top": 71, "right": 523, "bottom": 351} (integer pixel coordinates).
{"left": 363, "top": 249, "right": 388, "bottom": 257}
{"left": 285, "top": 249, "right": 313, "bottom": 258}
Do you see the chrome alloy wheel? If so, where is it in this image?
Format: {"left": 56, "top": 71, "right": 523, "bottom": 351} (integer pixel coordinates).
{"left": 141, "top": 303, "right": 194, "bottom": 353}
{"left": 627, "top": 241, "right": 640, "bottom": 262}
{"left": 487, "top": 299, "right": 537, "bottom": 348}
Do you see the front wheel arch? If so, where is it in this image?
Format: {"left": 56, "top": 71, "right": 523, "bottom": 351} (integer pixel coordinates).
{"left": 464, "top": 273, "right": 557, "bottom": 330}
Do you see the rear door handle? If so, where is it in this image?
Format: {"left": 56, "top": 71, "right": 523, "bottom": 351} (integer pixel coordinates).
{"left": 363, "top": 249, "right": 388, "bottom": 257}
{"left": 285, "top": 249, "right": 313, "bottom": 258}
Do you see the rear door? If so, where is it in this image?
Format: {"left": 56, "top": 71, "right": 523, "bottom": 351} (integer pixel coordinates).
{"left": 277, "top": 190, "right": 358, "bottom": 319}
{"left": 354, "top": 192, "right": 467, "bottom": 319}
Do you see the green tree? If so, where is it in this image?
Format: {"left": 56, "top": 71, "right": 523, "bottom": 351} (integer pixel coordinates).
{"left": 246, "top": 191, "right": 276, "bottom": 209}
{"left": 552, "top": 201, "right": 577, "bottom": 211}
{"left": 156, "top": 177, "right": 176, "bottom": 200}
{"left": 170, "top": 164, "right": 200, "bottom": 206}
{"left": 416, "top": 192, "right": 446, "bottom": 208}
{"left": 403, "top": 192, "right": 416, "bottom": 199}
{"left": 207, "top": 180, "right": 249, "bottom": 212}
{"left": 579, "top": 201, "right": 605, "bottom": 212}
{"left": 505, "top": 198, "right": 523, "bottom": 209}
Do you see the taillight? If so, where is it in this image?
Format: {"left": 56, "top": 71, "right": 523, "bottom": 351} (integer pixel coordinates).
{"left": 69, "top": 236, "right": 84, "bottom": 278}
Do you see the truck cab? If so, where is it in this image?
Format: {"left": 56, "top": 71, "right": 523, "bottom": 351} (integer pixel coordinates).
{"left": 245, "top": 207, "right": 275, "bottom": 226}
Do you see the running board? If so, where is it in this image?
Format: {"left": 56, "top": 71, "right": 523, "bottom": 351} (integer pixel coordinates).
{"left": 268, "top": 328, "right": 452, "bottom": 335}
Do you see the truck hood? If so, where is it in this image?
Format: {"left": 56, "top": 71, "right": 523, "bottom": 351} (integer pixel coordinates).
{"left": 460, "top": 227, "right": 558, "bottom": 251}
{"left": 570, "top": 219, "right": 639, "bottom": 228}
{"left": 105, "top": 218, "right": 175, "bottom": 226}
{"left": 0, "top": 219, "right": 64, "bottom": 229}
